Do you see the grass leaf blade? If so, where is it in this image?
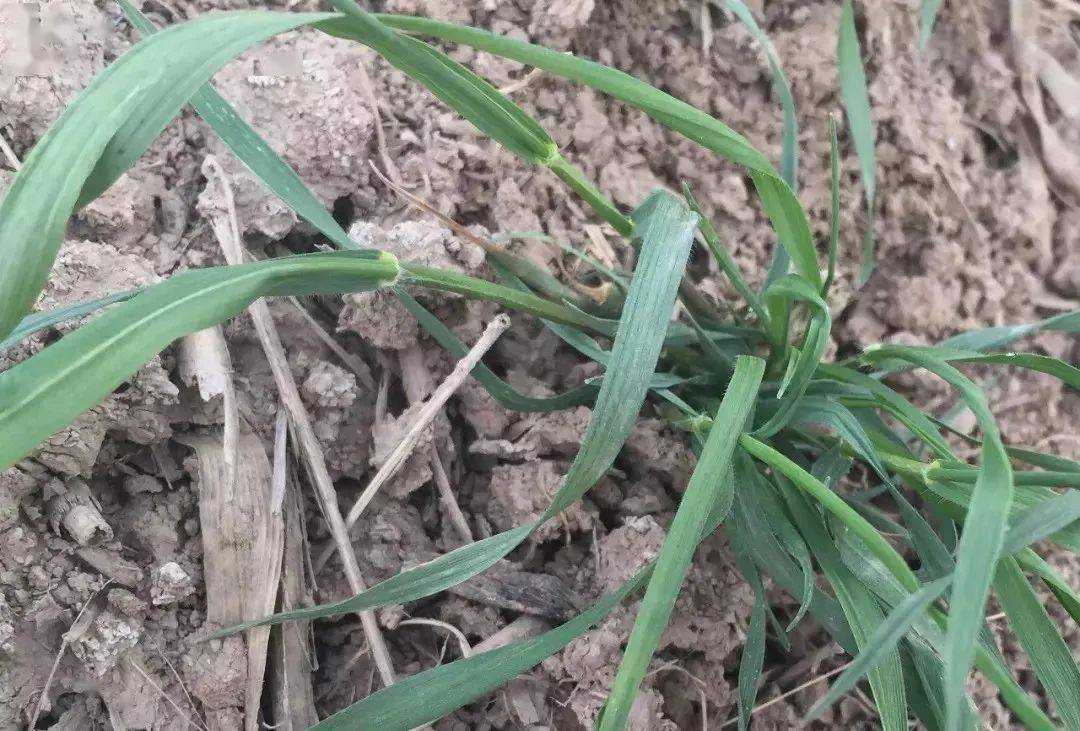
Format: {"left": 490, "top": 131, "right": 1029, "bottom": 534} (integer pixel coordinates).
{"left": 825, "top": 114, "right": 841, "bottom": 293}
{"left": 775, "top": 475, "right": 909, "bottom": 731}
{"left": 395, "top": 290, "right": 597, "bottom": 411}
{"left": 837, "top": 0, "right": 877, "bottom": 285}
{"left": 993, "top": 556, "right": 1080, "bottom": 729}
{"left": 217, "top": 190, "right": 698, "bottom": 634}
{"left": 805, "top": 577, "right": 951, "bottom": 722}
{"left": 723, "top": 0, "right": 799, "bottom": 288}
{"left": 314, "top": 568, "right": 651, "bottom": 729}
{"left": 598, "top": 356, "right": 765, "bottom": 731}
{"left": 0, "top": 9, "right": 332, "bottom": 341}
{"left": 117, "top": 0, "right": 357, "bottom": 250}
{"left": 862, "top": 346, "right": 1013, "bottom": 731}
{"left": 938, "top": 310, "right": 1080, "bottom": 352}
{"left": 371, "top": 14, "right": 822, "bottom": 289}
{"left": 920, "top": 0, "right": 943, "bottom": 50}
{"left": 0, "top": 251, "right": 398, "bottom": 471}
{"left": 0, "top": 289, "right": 141, "bottom": 356}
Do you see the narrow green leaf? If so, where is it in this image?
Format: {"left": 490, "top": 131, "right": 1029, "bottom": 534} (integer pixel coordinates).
{"left": 318, "top": 452, "right": 752, "bottom": 731}
{"left": 874, "top": 347, "right": 1080, "bottom": 392}
{"left": 776, "top": 346, "right": 802, "bottom": 399}
{"left": 117, "top": 0, "right": 357, "bottom": 251}
{"left": 938, "top": 310, "right": 1080, "bottom": 352}
{"left": 0, "top": 9, "right": 332, "bottom": 341}
{"left": 395, "top": 290, "right": 597, "bottom": 412}
{"left": 861, "top": 345, "right": 1013, "bottom": 731}
{"left": 1001, "top": 491, "right": 1080, "bottom": 555}
{"left": 685, "top": 322, "right": 737, "bottom": 378}
{"left": 811, "top": 443, "right": 854, "bottom": 487}
{"left": 314, "top": 567, "right": 651, "bottom": 730}
{"left": 791, "top": 396, "right": 890, "bottom": 483}
{"left": 219, "top": 190, "right": 697, "bottom": 635}
{"left": 905, "top": 644, "right": 950, "bottom": 731}
{"left": 546, "top": 153, "right": 633, "bottom": 235}
{"left": 323, "top": 3, "right": 554, "bottom": 164}
{"left": 80, "top": 10, "right": 337, "bottom": 206}
{"left": 722, "top": 0, "right": 799, "bottom": 288}
{"left": 683, "top": 184, "right": 769, "bottom": 326}
{"left": 930, "top": 415, "right": 1080, "bottom": 474}
{"left": 599, "top": 356, "right": 765, "bottom": 731}
{"left": 745, "top": 459, "right": 817, "bottom": 630}
{"left": 837, "top": 0, "right": 877, "bottom": 285}
{"left": 741, "top": 434, "right": 919, "bottom": 591}
{"left": 775, "top": 475, "right": 908, "bottom": 731}
{"left": 945, "top": 351, "right": 1080, "bottom": 390}
{"left": 1016, "top": 549, "right": 1080, "bottom": 624}
{"left": 0, "top": 289, "right": 140, "bottom": 356}
{"left": 805, "top": 577, "right": 951, "bottom": 722}
{"left": 400, "top": 262, "right": 614, "bottom": 336}
{"left": 322, "top": 7, "right": 637, "bottom": 235}
{"left": 480, "top": 258, "right": 705, "bottom": 394}
{"left": 993, "top": 556, "right": 1080, "bottom": 729}
{"left": 917, "top": 478, "right": 1080, "bottom": 554}
{"left": 840, "top": 530, "right": 1057, "bottom": 731}
{"left": 754, "top": 276, "right": 831, "bottom": 437}
{"left": 818, "top": 363, "right": 954, "bottom": 459}
{"left": 371, "top": 14, "right": 822, "bottom": 289}
{"left": 731, "top": 478, "right": 856, "bottom": 652}
{"left": 920, "top": 0, "right": 944, "bottom": 50}
{"left": 887, "top": 486, "right": 955, "bottom": 579}
{"left": 0, "top": 251, "right": 398, "bottom": 471}
{"left": 486, "top": 254, "right": 727, "bottom": 397}
{"left": 1006, "top": 446, "right": 1080, "bottom": 474}
{"left": 724, "top": 0, "right": 797, "bottom": 187}
{"left": 824, "top": 113, "right": 841, "bottom": 294}
{"left": 485, "top": 258, "right": 620, "bottom": 366}
{"left": 730, "top": 531, "right": 769, "bottom": 731}
{"left": 490, "top": 245, "right": 595, "bottom": 310}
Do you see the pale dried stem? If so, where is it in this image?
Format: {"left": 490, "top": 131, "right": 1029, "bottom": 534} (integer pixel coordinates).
{"left": 720, "top": 661, "right": 852, "bottom": 728}
{"left": 341, "top": 315, "right": 509, "bottom": 528}
{"left": 271, "top": 408, "right": 289, "bottom": 511}
{"left": 369, "top": 162, "right": 503, "bottom": 256}
{"left": 0, "top": 127, "right": 21, "bottom": 170}
{"left": 397, "top": 618, "right": 473, "bottom": 659}
{"left": 146, "top": 637, "right": 204, "bottom": 730}
{"left": 473, "top": 616, "right": 550, "bottom": 654}
{"left": 128, "top": 657, "right": 209, "bottom": 731}
{"left": 179, "top": 326, "right": 239, "bottom": 492}
{"left": 498, "top": 67, "right": 545, "bottom": 95}
{"left": 286, "top": 297, "right": 375, "bottom": 390}
{"left": 28, "top": 581, "right": 113, "bottom": 729}
{"left": 646, "top": 662, "right": 708, "bottom": 731}
{"left": 202, "top": 156, "right": 397, "bottom": 688}
{"left": 431, "top": 448, "right": 473, "bottom": 543}
{"left": 356, "top": 62, "right": 402, "bottom": 184}
{"left": 313, "top": 315, "right": 509, "bottom": 570}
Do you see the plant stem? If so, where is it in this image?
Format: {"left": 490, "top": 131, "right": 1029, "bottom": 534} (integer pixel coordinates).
{"left": 742, "top": 434, "right": 1059, "bottom": 730}
{"left": 740, "top": 433, "right": 920, "bottom": 592}
{"left": 546, "top": 153, "right": 632, "bottom": 236}
{"left": 871, "top": 448, "right": 1080, "bottom": 490}
{"left": 400, "top": 262, "right": 614, "bottom": 336}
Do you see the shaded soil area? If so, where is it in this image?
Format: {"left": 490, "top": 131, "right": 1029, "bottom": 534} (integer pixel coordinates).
{"left": 1, "top": 0, "right": 1078, "bottom": 728}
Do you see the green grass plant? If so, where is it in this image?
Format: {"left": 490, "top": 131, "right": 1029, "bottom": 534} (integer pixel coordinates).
{"left": 0, "top": 3, "right": 1077, "bottom": 730}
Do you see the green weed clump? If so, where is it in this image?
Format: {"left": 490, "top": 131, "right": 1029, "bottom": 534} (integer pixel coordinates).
{"left": 0, "top": 2, "right": 1077, "bottom": 730}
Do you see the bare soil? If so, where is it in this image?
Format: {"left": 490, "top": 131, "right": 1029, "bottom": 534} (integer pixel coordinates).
{"left": 1, "top": 0, "right": 1078, "bottom": 728}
